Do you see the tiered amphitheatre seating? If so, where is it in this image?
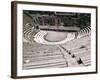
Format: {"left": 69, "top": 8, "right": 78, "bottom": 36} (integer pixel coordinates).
{"left": 23, "top": 24, "right": 40, "bottom": 43}
{"left": 34, "top": 31, "right": 47, "bottom": 43}
{"left": 33, "top": 26, "right": 91, "bottom": 45}
{"left": 33, "top": 31, "right": 75, "bottom": 45}
{"left": 23, "top": 24, "right": 91, "bottom": 68}
{"left": 23, "top": 14, "right": 40, "bottom": 43}
{"left": 23, "top": 42, "right": 68, "bottom": 69}
{"left": 24, "top": 27, "right": 32, "bottom": 41}
{"left": 58, "top": 45, "right": 81, "bottom": 67}
{"left": 61, "top": 29, "right": 91, "bottom": 66}
{"left": 76, "top": 26, "right": 91, "bottom": 38}
{"left": 23, "top": 12, "right": 91, "bottom": 69}
{"left": 69, "top": 44, "right": 91, "bottom": 66}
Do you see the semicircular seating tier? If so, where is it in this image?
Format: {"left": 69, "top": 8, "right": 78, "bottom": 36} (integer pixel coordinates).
{"left": 23, "top": 25, "right": 91, "bottom": 45}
